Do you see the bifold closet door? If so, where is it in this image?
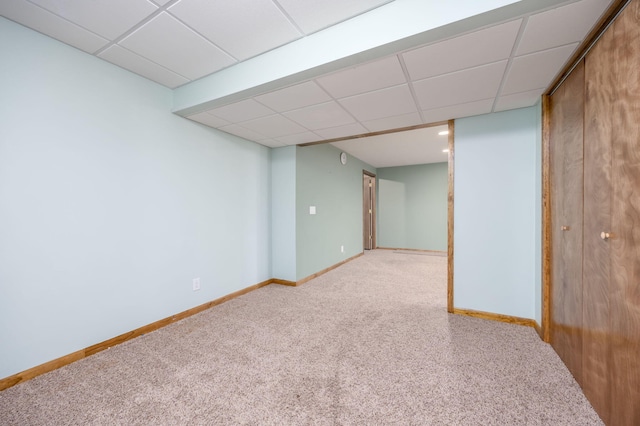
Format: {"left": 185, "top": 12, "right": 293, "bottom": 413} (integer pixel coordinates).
{"left": 549, "top": 60, "right": 585, "bottom": 385}
{"left": 609, "top": 1, "right": 640, "bottom": 423}
{"left": 583, "top": 25, "right": 613, "bottom": 425}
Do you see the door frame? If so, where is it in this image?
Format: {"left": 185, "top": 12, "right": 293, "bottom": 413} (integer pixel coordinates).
{"left": 446, "top": 120, "right": 455, "bottom": 313}
{"left": 363, "top": 170, "right": 377, "bottom": 250}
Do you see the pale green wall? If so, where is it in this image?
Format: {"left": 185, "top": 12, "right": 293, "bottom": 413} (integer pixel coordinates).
{"left": 377, "top": 163, "right": 448, "bottom": 251}
{"left": 454, "top": 107, "right": 538, "bottom": 319}
{"left": 271, "top": 146, "right": 296, "bottom": 282}
{"left": 296, "top": 145, "right": 375, "bottom": 280}
{"left": 0, "top": 18, "right": 271, "bottom": 379}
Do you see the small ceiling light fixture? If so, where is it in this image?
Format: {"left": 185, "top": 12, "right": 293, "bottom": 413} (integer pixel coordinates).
{"left": 438, "top": 130, "right": 449, "bottom": 136}
{"left": 442, "top": 149, "right": 449, "bottom": 153}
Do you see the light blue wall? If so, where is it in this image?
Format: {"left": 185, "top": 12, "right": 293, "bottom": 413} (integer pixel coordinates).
{"left": 377, "top": 163, "right": 448, "bottom": 251}
{"left": 271, "top": 146, "right": 296, "bottom": 282}
{"left": 454, "top": 107, "right": 537, "bottom": 319}
{"left": 0, "top": 18, "right": 271, "bottom": 379}
{"left": 296, "top": 145, "right": 375, "bottom": 280}
{"left": 534, "top": 102, "right": 543, "bottom": 326}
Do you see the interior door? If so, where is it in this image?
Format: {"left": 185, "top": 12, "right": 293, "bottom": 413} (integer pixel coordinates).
{"left": 582, "top": 25, "right": 613, "bottom": 424}
{"left": 550, "top": 60, "right": 585, "bottom": 386}
{"left": 609, "top": 2, "right": 640, "bottom": 422}
{"left": 363, "top": 172, "right": 376, "bottom": 250}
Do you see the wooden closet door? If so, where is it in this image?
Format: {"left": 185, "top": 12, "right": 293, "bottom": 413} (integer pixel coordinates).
{"left": 583, "top": 26, "right": 614, "bottom": 424}
{"left": 549, "top": 61, "right": 585, "bottom": 385}
{"left": 610, "top": 1, "right": 640, "bottom": 423}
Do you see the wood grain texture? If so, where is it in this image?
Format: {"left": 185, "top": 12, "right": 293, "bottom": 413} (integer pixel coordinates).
{"left": 549, "top": 60, "right": 585, "bottom": 386}
{"left": 583, "top": 24, "right": 615, "bottom": 424}
{"left": 451, "top": 308, "right": 536, "bottom": 328}
{"left": 542, "top": 94, "right": 552, "bottom": 343}
{"left": 609, "top": 2, "right": 640, "bottom": 423}
{"left": 447, "top": 120, "right": 455, "bottom": 314}
{"left": 272, "top": 279, "right": 297, "bottom": 287}
{"left": 546, "top": 0, "right": 629, "bottom": 96}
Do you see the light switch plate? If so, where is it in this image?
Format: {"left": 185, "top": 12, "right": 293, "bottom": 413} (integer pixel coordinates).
{"left": 310, "top": 206, "right": 316, "bottom": 215}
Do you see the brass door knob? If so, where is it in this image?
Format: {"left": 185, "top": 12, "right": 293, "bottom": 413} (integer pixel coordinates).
{"left": 600, "top": 231, "right": 611, "bottom": 240}
{"left": 561, "top": 226, "right": 570, "bottom": 231}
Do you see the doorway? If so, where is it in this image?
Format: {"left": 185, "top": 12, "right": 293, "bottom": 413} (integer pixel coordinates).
{"left": 363, "top": 171, "right": 377, "bottom": 250}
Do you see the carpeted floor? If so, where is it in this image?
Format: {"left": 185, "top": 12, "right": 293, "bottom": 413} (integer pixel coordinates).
{"left": 0, "top": 250, "right": 602, "bottom": 425}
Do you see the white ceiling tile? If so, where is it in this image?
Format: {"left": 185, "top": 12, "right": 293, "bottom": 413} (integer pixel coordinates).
{"left": 208, "top": 99, "right": 274, "bottom": 123}
{"left": 494, "top": 89, "right": 544, "bottom": 112}
{"left": 257, "top": 139, "right": 287, "bottom": 148}
{"left": 316, "top": 55, "right": 407, "bottom": 98}
{"left": 331, "top": 125, "right": 449, "bottom": 168}
{"left": 314, "top": 123, "right": 368, "bottom": 140}
{"left": 362, "top": 112, "right": 423, "bottom": 132}
{"left": 255, "top": 81, "right": 332, "bottom": 112}
{"left": 402, "top": 20, "right": 522, "bottom": 81}
{"left": 338, "top": 84, "right": 417, "bottom": 122}
{"left": 151, "top": 0, "right": 173, "bottom": 5}
{"left": 186, "top": 112, "right": 231, "bottom": 128}
{"left": 421, "top": 99, "right": 494, "bottom": 123}
{"left": 0, "top": 0, "right": 109, "bottom": 53}
{"left": 240, "top": 114, "right": 308, "bottom": 138}
{"left": 99, "top": 45, "right": 189, "bottom": 88}
{"left": 284, "top": 101, "right": 355, "bottom": 130}
{"left": 119, "top": 12, "right": 235, "bottom": 81}
{"left": 276, "top": 0, "right": 392, "bottom": 34}
{"left": 517, "top": 0, "right": 611, "bottom": 55}
{"left": 274, "top": 132, "right": 323, "bottom": 145}
{"left": 168, "top": 0, "right": 301, "bottom": 61}
{"left": 413, "top": 60, "right": 507, "bottom": 110}
{"left": 28, "top": 0, "right": 158, "bottom": 40}
{"left": 219, "top": 124, "right": 266, "bottom": 141}
{"left": 502, "top": 44, "right": 578, "bottom": 95}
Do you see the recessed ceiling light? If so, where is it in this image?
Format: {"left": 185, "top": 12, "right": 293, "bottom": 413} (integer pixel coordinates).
{"left": 438, "top": 130, "right": 449, "bottom": 136}
{"left": 442, "top": 149, "right": 449, "bottom": 153}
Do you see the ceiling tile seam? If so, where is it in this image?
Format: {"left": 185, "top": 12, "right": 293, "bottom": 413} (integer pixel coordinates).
{"left": 420, "top": 97, "right": 495, "bottom": 115}
{"left": 237, "top": 113, "right": 312, "bottom": 139}
{"left": 163, "top": 10, "right": 241, "bottom": 63}
{"left": 512, "top": 40, "right": 585, "bottom": 60}
{"left": 208, "top": 102, "right": 279, "bottom": 125}
{"left": 396, "top": 52, "right": 427, "bottom": 126}
{"left": 275, "top": 112, "right": 317, "bottom": 136}
{"left": 89, "top": 4, "right": 172, "bottom": 56}
{"left": 490, "top": 16, "right": 529, "bottom": 112}
{"left": 22, "top": 0, "right": 111, "bottom": 53}
{"left": 102, "top": 43, "right": 193, "bottom": 82}
{"left": 270, "top": 0, "right": 305, "bottom": 35}
{"left": 221, "top": 124, "right": 268, "bottom": 140}
{"left": 310, "top": 80, "right": 367, "bottom": 131}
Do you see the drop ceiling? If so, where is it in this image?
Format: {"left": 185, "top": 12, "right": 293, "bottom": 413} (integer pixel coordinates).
{"left": 0, "top": 0, "right": 613, "bottom": 167}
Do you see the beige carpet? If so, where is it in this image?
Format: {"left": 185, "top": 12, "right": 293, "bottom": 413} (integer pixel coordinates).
{"left": 0, "top": 250, "right": 602, "bottom": 425}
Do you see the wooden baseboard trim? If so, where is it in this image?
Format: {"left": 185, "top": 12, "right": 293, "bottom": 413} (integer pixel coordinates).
{"left": 0, "top": 278, "right": 274, "bottom": 392}
{"left": 534, "top": 321, "right": 543, "bottom": 340}
{"left": 376, "top": 247, "right": 447, "bottom": 255}
{"left": 451, "top": 308, "right": 536, "bottom": 328}
{"left": 3, "top": 252, "right": 371, "bottom": 391}
{"left": 296, "top": 252, "right": 363, "bottom": 286}
{"left": 271, "top": 278, "right": 297, "bottom": 287}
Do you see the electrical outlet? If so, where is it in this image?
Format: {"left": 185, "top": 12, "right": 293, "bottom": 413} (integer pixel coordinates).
{"left": 192, "top": 277, "right": 201, "bottom": 291}
{"left": 341, "top": 245, "right": 344, "bottom": 253}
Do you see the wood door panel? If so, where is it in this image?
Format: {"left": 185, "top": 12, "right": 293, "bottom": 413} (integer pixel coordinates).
{"left": 549, "top": 61, "right": 585, "bottom": 385}
{"left": 583, "top": 27, "right": 614, "bottom": 424}
{"left": 610, "top": 2, "right": 640, "bottom": 424}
